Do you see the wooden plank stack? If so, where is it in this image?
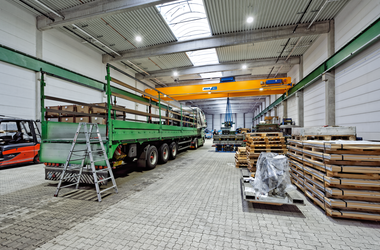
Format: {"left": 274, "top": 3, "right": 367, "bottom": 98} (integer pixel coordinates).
{"left": 245, "top": 132, "right": 287, "bottom": 172}
{"left": 288, "top": 138, "right": 380, "bottom": 221}
{"left": 235, "top": 147, "right": 247, "bottom": 168}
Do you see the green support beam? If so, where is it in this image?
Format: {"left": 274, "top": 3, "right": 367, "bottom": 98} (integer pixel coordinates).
{"left": 255, "top": 16, "right": 380, "bottom": 120}
{"left": 0, "top": 44, "right": 169, "bottom": 109}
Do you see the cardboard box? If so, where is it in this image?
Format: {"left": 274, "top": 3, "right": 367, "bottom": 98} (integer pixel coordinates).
{"left": 46, "top": 106, "right": 61, "bottom": 118}
{"left": 91, "top": 103, "right": 107, "bottom": 114}
{"left": 61, "top": 117, "right": 74, "bottom": 123}
{"left": 75, "top": 117, "right": 90, "bottom": 123}
{"left": 76, "top": 105, "right": 90, "bottom": 114}
{"left": 61, "top": 105, "right": 76, "bottom": 116}
{"left": 91, "top": 117, "right": 106, "bottom": 125}
{"left": 91, "top": 103, "right": 124, "bottom": 116}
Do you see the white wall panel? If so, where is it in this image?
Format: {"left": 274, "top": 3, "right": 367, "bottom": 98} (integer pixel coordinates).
{"left": 236, "top": 113, "right": 244, "bottom": 128}
{"left": 0, "top": 1, "right": 36, "bottom": 56}
{"left": 213, "top": 116, "right": 220, "bottom": 131}
{"left": 335, "top": 40, "right": 380, "bottom": 140}
{"left": 245, "top": 113, "right": 253, "bottom": 128}
{"left": 287, "top": 64, "right": 299, "bottom": 84}
{"left": 287, "top": 95, "right": 298, "bottom": 126}
{"left": 0, "top": 62, "right": 36, "bottom": 119}
{"left": 206, "top": 114, "right": 212, "bottom": 130}
{"left": 335, "top": 0, "right": 380, "bottom": 51}
{"left": 303, "top": 34, "right": 328, "bottom": 76}
{"left": 303, "top": 81, "right": 325, "bottom": 126}
{"left": 277, "top": 104, "right": 283, "bottom": 122}
{"left": 43, "top": 29, "right": 104, "bottom": 82}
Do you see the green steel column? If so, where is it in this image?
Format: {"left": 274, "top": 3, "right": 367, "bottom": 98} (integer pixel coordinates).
{"left": 158, "top": 93, "right": 162, "bottom": 139}
{"left": 180, "top": 104, "right": 183, "bottom": 128}
{"left": 106, "top": 65, "right": 112, "bottom": 158}
{"left": 40, "top": 70, "right": 47, "bottom": 140}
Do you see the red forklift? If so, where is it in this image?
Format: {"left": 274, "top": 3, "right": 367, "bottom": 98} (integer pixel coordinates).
{"left": 0, "top": 116, "right": 41, "bottom": 168}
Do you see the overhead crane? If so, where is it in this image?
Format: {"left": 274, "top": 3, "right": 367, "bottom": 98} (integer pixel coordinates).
{"left": 144, "top": 77, "right": 292, "bottom": 101}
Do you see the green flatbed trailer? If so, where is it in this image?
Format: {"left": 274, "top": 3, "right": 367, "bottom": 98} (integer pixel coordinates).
{"left": 41, "top": 64, "right": 206, "bottom": 183}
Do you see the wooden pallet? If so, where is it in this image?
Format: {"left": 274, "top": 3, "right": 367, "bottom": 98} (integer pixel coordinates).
{"left": 288, "top": 153, "right": 380, "bottom": 179}
{"left": 235, "top": 162, "right": 248, "bottom": 168}
{"left": 291, "top": 135, "right": 356, "bottom": 141}
{"left": 290, "top": 161, "right": 380, "bottom": 190}
{"left": 246, "top": 132, "right": 283, "bottom": 138}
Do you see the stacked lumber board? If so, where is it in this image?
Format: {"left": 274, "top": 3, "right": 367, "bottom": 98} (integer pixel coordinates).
{"left": 235, "top": 147, "right": 247, "bottom": 168}
{"left": 288, "top": 139, "right": 380, "bottom": 221}
{"left": 245, "top": 132, "right": 287, "bottom": 172}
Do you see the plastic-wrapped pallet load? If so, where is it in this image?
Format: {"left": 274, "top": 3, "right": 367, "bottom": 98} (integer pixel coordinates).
{"left": 252, "top": 152, "right": 295, "bottom": 199}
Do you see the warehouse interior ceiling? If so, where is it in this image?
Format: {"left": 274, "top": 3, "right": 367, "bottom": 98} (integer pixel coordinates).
{"left": 13, "top": 0, "right": 349, "bottom": 115}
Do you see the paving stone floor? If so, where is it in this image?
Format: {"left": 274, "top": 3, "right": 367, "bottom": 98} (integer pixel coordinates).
{"left": 1, "top": 140, "right": 380, "bottom": 250}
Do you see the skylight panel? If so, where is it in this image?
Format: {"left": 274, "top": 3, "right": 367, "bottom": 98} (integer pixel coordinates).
{"left": 157, "top": 0, "right": 212, "bottom": 41}
{"left": 186, "top": 48, "right": 219, "bottom": 66}
{"left": 200, "top": 72, "right": 223, "bottom": 78}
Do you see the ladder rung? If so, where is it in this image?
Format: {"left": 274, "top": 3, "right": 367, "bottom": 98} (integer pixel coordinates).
{"left": 69, "top": 158, "right": 86, "bottom": 161}
{"left": 95, "top": 169, "right": 108, "bottom": 173}
{"left": 59, "top": 182, "right": 78, "bottom": 189}
{"left": 96, "top": 177, "right": 113, "bottom": 183}
{"left": 93, "top": 159, "right": 106, "bottom": 163}
{"left": 99, "top": 186, "right": 117, "bottom": 194}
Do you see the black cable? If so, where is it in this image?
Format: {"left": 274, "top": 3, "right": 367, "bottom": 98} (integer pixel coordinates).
{"left": 63, "top": 27, "right": 115, "bottom": 58}
{"left": 275, "top": 0, "right": 313, "bottom": 64}
{"left": 18, "top": 0, "right": 54, "bottom": 21}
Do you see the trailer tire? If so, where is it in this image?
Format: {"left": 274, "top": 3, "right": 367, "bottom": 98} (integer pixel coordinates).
{"left": 169, "top": 142, "right": 177, "bottom": 160}
{"left": 146, "top": 145, "right": 158, "bottom": 169}
{"left": 158, "top": 143, "right": 169, "bottom": 164}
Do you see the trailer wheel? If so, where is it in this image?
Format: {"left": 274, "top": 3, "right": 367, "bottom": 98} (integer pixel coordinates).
{"left": 169, "top": 142, "right": 177, "bottom": 160}
{"left": 158, "top": 143, "right": 169, "bottom": 164}
{"left": 146, "top": 145, "right": 158, "bottom": 169}
{"left": 194, "top": 139, "right": 198, "bottom": 149}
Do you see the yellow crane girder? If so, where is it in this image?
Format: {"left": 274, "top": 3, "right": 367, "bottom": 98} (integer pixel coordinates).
{"left": 144, "top": 77, "right": 292, "bottom": 101}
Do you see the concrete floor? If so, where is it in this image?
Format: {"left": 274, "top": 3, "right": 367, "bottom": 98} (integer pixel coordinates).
{"left": 1, "top": 139, "right": 380, "bottom": 250}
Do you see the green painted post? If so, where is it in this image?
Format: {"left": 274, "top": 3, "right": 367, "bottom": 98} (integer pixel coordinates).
{"left": 106, "top": 65, "right": 112, "bottom": 158}
{"left": 180, "top": 104, "right": 183, "bottom": 128}
{"left": 40, "top": 70, "right": 47, "bottom": 140}
{"left": 158, "top": 93, "right": 162, "bottom": 138}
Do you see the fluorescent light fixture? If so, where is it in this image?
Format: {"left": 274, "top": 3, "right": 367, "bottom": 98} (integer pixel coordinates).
{"left": 259, "top": 88, "right": 264, "bottom": 91}
{"left": 247, "top": 17, "right": 254, "bottom": 23}
{"left": 34, "top": 0, "right": 63, "bottom": 18}
{"left": 72, "top": 24, "right": 121, "bottom": 56}
{"left": 199, "top": 72, "right": 223, "bottom": 78}
{"left": 135, "top": 36, "right": 142, "bottom": 42}
{"left": 208, "top": 92, "right": 211, "bottom": 94}
{"left": 242, "top": 64, "right": 247, "bottom": 69}
{"left": 164, "top": 95, "right": 167, "bottom": 97}
{"left": 173, "top": 71, "right": 178, "bottom": 77}
{"left": 187, "top": 48, "right": 219, "bottom": 66}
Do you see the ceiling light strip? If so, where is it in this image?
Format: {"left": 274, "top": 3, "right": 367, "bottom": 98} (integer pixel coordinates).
{"left": 72, "top": 24, "right": 121, "bottom": 56}
{"left": 33, "top": 0, "right": 63, "bottom": 18}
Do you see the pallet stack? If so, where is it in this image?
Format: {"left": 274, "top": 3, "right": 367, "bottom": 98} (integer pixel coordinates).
{"left": 288, "top": 133, "right": 380, "bottom": 221}
{"left": 245, "top": 132, "right": 287, "bottom": 172}
{"left": 235, "top": 147, "right": 247, "bottom": 168}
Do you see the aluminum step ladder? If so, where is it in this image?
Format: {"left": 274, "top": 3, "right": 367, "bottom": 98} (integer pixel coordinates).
{"left": 54, "top": 122, "right": 118, "bottom": 202}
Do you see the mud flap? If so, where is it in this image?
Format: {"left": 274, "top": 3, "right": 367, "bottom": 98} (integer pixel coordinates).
{"left": 137, "top": 144, "right": 150, "bottom": 168}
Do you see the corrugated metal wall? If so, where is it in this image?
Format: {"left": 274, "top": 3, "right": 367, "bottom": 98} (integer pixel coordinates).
{"left": 335, "top": 41, "right": 380, "bottom": 140}
{"left": 304, "top": 81, "right": 325, "bottom": 126}
{"left": 287, "top": 95, "right": 298, "bottom": 126}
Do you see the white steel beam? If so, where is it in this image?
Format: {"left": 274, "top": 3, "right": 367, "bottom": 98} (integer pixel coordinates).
{"left": 137, "top": 57, "right": 299, "bottom": 80}
{"left": 37, "top": 0, "right": 176, "bottom": 31}
{"left": 103, "top": 21, "right": 330, "bottom": 63}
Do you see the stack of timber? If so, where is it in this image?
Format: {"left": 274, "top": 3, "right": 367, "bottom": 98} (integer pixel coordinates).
{"left": 235, "top": 147, "right": 247, "bottom": 168}
{"left": 245, "top": 132, "right": 287, "bottom": 172}
{"left": 288, "top": 138, "right": 380, "bottom": 221}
